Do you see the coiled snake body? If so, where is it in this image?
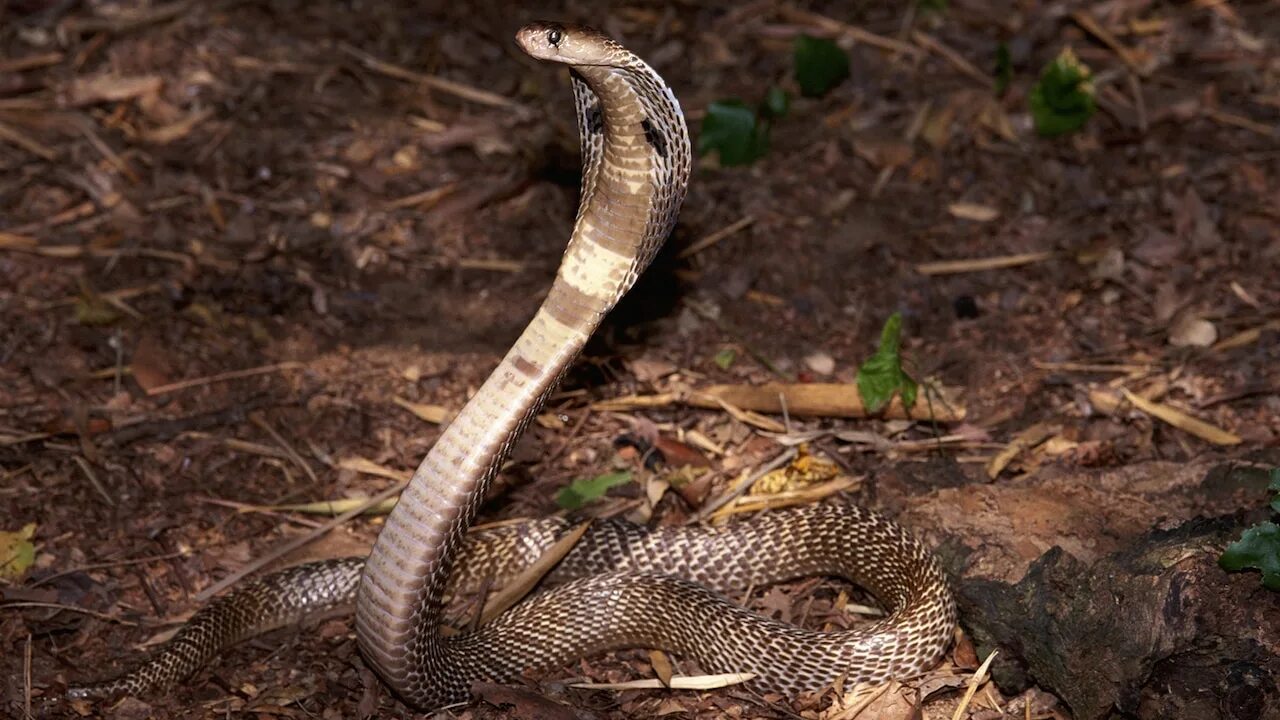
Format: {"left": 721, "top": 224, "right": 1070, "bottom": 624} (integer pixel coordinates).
{"left": 71, "top": 23, "right": 956, "bottom": 710}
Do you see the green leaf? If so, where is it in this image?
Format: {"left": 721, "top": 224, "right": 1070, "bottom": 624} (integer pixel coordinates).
{"left": 0, "top": 523, "right": 36, "bottom": 581}
{"left": 1268, "top": 468, "right": 1280, "bottom": 493}
{"left": 714, "top": 347, "right": 737, "bottom": 370}
{"left": 793, "top": 35, "right": 850, "bottom": 98}
{"left": 555, "top": 471, "right": 632, "bottom": 510}
{"left": 856, "top": 313, "right": 918, "bottom": 413}
{"left": 917, "top": 0, "right": 948, "bottom": 12}
{"left": 763, "top": 86, "right": 790, "bottom": 118}
{"left": 1029, "top": 48, "right": 1096, "bottom": 137}
{"left": 698, "top": 100, "right": 769, "bottom": 166}
{"left": 1220, "top": 521, "right": 1280, "bottom": 591}
{"left": 994, "top": 43, "right": 1012, "bottom": 94}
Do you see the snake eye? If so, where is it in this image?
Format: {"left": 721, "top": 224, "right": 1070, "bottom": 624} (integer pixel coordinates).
{"left": 547, "top": 28, "right": 562, "bottom": 46}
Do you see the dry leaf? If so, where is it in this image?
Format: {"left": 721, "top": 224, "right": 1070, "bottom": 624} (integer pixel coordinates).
{"left": 648, "top": 650, "right": 674, "bottom": 687}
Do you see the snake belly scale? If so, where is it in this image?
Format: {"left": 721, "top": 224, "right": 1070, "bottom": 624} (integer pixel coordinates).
{"left": 69, "top": 22, "right": 956, "bottom": 711}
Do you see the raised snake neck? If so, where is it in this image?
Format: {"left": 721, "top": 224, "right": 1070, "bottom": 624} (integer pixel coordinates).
{"left": 69, "top": 23, "right": 955, "bottom": 710}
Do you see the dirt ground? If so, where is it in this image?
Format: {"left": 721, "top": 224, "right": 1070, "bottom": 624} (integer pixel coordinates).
{"left": 2, "top": 1, "right": 1278, "bottom": 719}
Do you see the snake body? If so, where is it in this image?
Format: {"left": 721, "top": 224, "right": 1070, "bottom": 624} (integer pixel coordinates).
{"left": 71, "top": 23, "right": 956, "bottom": 710}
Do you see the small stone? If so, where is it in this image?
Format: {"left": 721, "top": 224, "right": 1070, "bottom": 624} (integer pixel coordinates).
{"left": 804, "top": 351, "right": 836, "bottom": 376}
{"left": 1168, "top": 316, "right": 1217, "bottom": 347}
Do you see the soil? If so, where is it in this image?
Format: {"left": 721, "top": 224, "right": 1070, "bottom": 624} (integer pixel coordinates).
{"left": 2, "top": 1, "right": 1278, "bottom": 719}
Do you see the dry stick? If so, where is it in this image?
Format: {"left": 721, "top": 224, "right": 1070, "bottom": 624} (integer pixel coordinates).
{"left": 194, "top": 496, "right": 326, "bottom": 529}
{"left": 951, "top": 650, "right": 999, "bottom": 720}
{"left": 449, "top": 257, "right": 526, "bottom": 273}
{"left": 194, "top": 478, "right": 407, "bottom": 602}
{"left": 39, "top": 282, "right": 167, "bottom": 310}
{"left": 145, "top": 361, "right": 304, "bottom": 396}
{"left": 24, "top": 632, "right": 32, "bottom": 720}
{"left": 911, "top": 31, "right": 994, "bottom": 88}
{"left": 0, "top": 51, "right": 62, "bottom": 73}
{"left": 775, "top": 6, "right": 921, "bottom": 57}
{"left": 251, "top": 413, "right": 319, "bottom": 485}
{"left": 0, "top": 601, "right": 137, "bottom": 625}
{"left": 476, "top": 520, "right": 592, "bottom": 625}
{"left": 6, "top": 243, "right": 195, "bottom": 268}
{"left": 1203, "top": 107, "right": 1277, "bottom": 138}
{"left": 1069, "top": 11, "right": 1149, "bottom": 77}
{"left": 31, "top": 550, "right": 193, "bottom": 588}
{"left": 1128, "top": 72, "right": 1148, "bottom": 133}
{"left": 694, "top": 447, "right": 797, "bottom": 522}
{"left": 840, "top": 681, "right": 894, "bottom": 717}
{"left": 569, "top": 672, "right": 757, "bottom": 691}
{"left": 61, "top": 0, "right": 196, "bottom": 34}
{"left": 3, "top": 199, "right": 98, "bottom": 235}
{"left": 72, "top": 455, "right": 113, "bottom": 506}
{"left": 0, "top": 121, "right": 56, "bottom": 160}
{"left": 338, "top": 42, "right": 520, "bottom": 109}
{"left": 384, "top": 182, "right": 461, "bottom": 211}
{"left": 77, "top": 120, "right": 139, "bottom": 183}
{"left": 678, "top": 215, "right": 755, "bottom": 259}
{"left": 915, "top": 251, "right": 1054, "bottom": 276}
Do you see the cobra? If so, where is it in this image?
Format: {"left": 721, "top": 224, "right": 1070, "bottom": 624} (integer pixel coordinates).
{"left": 70, "top": 22, "right": 956, "bottom": 710}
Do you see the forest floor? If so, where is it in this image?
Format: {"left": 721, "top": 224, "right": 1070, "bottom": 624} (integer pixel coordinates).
{"left": 2, "top": 1, "right": 1278, "bottom": 719}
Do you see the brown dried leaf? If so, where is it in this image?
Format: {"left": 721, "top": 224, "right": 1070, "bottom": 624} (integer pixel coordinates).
{"left": 629, "top": 357, "right": 677, "bottom": 382}
{"left": 471, "top": 683, "right": 581, "bottom": 720}
{"left": 1174, "top": 187, "right": 1222, "bottom": 250}
{"left": 653, "top": 434, "right": 711, "bottom": 469}
{"left": 130, "top": 334, "right": 174, "bottom": 393}
{"left": 649, "top": 649, "right": 674, "bottom": 687}
{"left": 758, "top": 586, "right": 793, "bottom": 622}
{"left": 824, "top": 681, "right": 920, "bottom": 720}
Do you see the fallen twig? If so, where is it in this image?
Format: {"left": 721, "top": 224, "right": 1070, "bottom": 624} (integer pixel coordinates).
{"left": 339, "top": 42, "right": 521, "bottom": 109}
{"left": 0, "top": 601, "right": 137, "bottom": 625}
{"left": 775, "top": 7, "right": 922, "bottom": 57}
{"left": 570, "top": 672, "right": 756, "bottom": 691}
{"left": 678, "top": 215, "right": 755, "bottom": 259}
{"left": 1070, "top": 11, "right": 1152, "bottom": 76}
{"left": 695, "top": 448, "right": 798, "bottom": 522}
{"left": 1120, "top": 388, "right": 1241, "bottom": 446}
{"left": 951, "top": 651, "right": 999, "bottom": 720}
{"left": 194, "top": 478, "right": 408, "bottom": 602}
{"left": 911, "top": 31, "right": 994, "bottom": 88}
{"left": 145, "top": 361, "right": 304, "bottom": 396}
{"left": 0, "top": 120, "right": 56, "bottom": 160}
{"left": 915, "top": 251, "right": 1054, "bottom": 276}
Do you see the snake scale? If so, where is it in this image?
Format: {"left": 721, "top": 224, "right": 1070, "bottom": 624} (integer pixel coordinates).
{"left": 70, "top": 23, "right": 956, "bottom": 711}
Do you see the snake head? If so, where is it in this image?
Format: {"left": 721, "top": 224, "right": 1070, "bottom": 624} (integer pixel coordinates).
{"left": 516, "top": 22, "right": 619, "bottom": 66}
